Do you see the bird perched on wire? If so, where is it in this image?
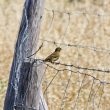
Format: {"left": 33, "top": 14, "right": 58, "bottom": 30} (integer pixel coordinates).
{"left": 44, "top": 47, "right": 62, "bottom": 63}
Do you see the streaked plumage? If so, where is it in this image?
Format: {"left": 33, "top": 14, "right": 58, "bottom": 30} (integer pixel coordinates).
{"left": 44, "top": 47, "right": 62, "bottom": 63}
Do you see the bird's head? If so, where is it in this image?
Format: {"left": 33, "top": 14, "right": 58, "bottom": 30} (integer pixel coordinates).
{"left": 55, "top": 47, "right": 62, "bottom": 52}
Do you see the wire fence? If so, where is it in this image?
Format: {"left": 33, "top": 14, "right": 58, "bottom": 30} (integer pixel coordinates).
{"left": 37, "top": 6, "right": 110, "bottom": 110}
{"left": 13, "top": 3, "right": 110, "bottom": 110}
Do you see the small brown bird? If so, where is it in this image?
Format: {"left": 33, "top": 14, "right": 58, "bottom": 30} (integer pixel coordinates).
{"left": 44, "top": 47, "right": 62, "bottom": 63}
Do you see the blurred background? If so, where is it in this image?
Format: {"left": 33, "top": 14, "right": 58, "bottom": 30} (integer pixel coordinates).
{"left": 0, "top": 0, "right": 24, "bottom": 109}
{"left": 1, "top": 0, "right": 110, "bottom": 109}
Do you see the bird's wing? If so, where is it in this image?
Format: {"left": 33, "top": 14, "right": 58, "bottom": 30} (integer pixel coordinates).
{"left": 45, "top": 52, "right": 58, "bottom": 61}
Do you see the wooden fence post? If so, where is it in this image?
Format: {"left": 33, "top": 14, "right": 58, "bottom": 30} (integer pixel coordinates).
{"left": 4, "top": 0, "right": 47, "bottom": 109}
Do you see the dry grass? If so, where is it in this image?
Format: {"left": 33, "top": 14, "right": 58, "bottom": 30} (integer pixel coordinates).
{"left": 0, "top": 0, "right": 110, "bottom": 110}
{"left": 0, "top": 0, "right": 24, "bottom": 109}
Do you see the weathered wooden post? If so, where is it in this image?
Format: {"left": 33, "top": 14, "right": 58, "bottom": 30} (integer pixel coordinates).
{"left": 4, "top": 0, "right": 47, "bottom": 109}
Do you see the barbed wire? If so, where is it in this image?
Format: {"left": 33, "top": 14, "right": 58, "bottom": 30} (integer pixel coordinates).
{"left": 52, "top": 62, "right": 110, "bottom": 73}
{"left": 39, "top": 39, "right": 110, "bottom": 53}
{"left": 45, "top": 8, "right": 110, "bottom": 17}
{"left": 30, "top": 59, "right": 110, "bottom": 73}
{"left": 45, "top": 63, "right": 110, "bottom": 85}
